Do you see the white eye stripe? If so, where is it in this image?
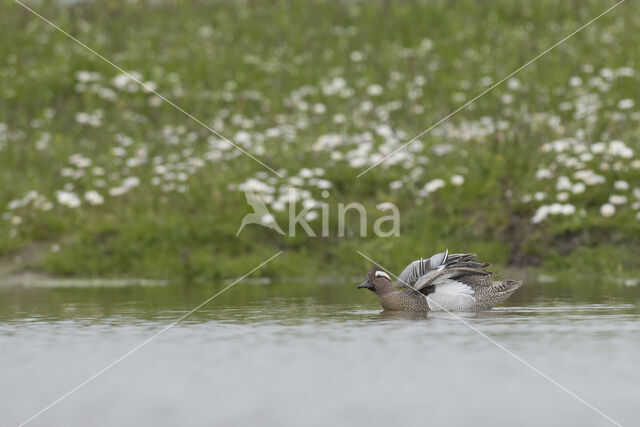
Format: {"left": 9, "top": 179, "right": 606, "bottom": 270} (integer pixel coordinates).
{"left": 375, "top": 271, "right": 391, "bottom": 280}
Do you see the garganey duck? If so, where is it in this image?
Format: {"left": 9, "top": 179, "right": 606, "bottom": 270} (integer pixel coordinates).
{"left": 357, "top": 251, "right": 522, "bottom": 311}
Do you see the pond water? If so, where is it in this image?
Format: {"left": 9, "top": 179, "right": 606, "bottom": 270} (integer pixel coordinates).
{"left": 1, "top": 277, "right": 639, "bottom": 427}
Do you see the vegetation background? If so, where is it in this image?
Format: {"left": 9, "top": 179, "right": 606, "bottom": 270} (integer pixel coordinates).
{"left": 1, "top": 0, "right": 639, "bottom": 285}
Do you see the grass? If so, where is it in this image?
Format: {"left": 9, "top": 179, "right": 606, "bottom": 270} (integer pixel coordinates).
{"left": 1, "top": 0, "right": 640, "bottom": 282}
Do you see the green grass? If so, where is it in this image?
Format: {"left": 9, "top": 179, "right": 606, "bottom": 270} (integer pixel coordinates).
{"left": 1, "top": 0, "right": 639, "bottom": 281}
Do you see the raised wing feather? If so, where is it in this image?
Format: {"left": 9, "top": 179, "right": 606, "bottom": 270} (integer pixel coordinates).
{"left": 397, "top": 251, "right": 490, "bottom": 289}
{"left": 414, "top": 266, "right": 491, "bottom": 291}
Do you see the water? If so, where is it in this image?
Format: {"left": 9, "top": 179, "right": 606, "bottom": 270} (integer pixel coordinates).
{"left": 1, "top": 278, "right": 639, "bottom": 427}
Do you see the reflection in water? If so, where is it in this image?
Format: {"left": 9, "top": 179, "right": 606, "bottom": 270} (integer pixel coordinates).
{"left": 0, "top": 279, "right": 639, "bottom": 426}
{"left": 376, "top": 310, "right": 429, "bottom": 321}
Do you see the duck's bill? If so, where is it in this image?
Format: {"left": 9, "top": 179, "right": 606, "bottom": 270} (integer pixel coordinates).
{"left": 357, "top": 280, "right": 373, "bottom": 290}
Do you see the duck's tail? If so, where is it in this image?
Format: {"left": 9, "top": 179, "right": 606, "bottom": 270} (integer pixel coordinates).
{"left": 479, "top": 280, "right": 523, "bottom": 310}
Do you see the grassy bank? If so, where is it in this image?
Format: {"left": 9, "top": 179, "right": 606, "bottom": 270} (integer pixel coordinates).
{"left": 1, "top": 0, "right": 640, "bottom": 282}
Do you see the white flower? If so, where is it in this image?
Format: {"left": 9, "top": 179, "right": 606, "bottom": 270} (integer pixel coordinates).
{"left": 99, "top": 88, "right": 117, "bottom": 101}
{"left": 75, "top": 112, "right": 91, "bottom": 124}
{"left": 112, "top": 147, "right": 126, "bottom": 157}
{"left": 614, "top": 180, "right": 629, "bottom": 191}
{"left": 561, "top": 204, "right": 576, "bottom": 215}
{"left": 534, "top": 192, "right": 546, "bottom": 201}
{"left": 350, "top": 51, "right": 364, "bottom": 62}
{"left": 390, "top": 180, "right": 403, "bottom": 190}
{"left": 260, "top": 213, "right": 276, "bottom": 225}
{"left": 75, "top": 111, "right": 102, "bottom": 127}
{"left": 432, "top": 144, "right": 453, "bottom": 156}
{"left": 424, "top": 179, "right": 445, "bottom": 193}
{"left": 618, "top": 99, "right": 635, "bottom": 110}
{"left": 366, "top": 84, "right": 383, "bottom": 96}
{"left": 608, "top": 140, "right": 633, "bottom": 158}
{"left": 314, "top": 179, "right": 332, "bottom": 189}
{"left": 298, "top": 168, "right": 314, "bottom": 179}
{"left": 420, "top": 38, "right": 433, "bottom": 51}
{"left": 532, "top": 205, "right": 549, "bottom": 224}
{"left": 112, "top": 72, "right": 143, "bottom": 91}
{"left": 313, "top": 103, "right": 326, "bottom": 114}
{"left": 609, "top": 195, "right": 627, "bottom": 205}
{"left": 109, "top": 186, "right": 128, "bottom": 196}
{"left": 549, "top": 203, "right": 563, "bottom": 215}
{"left": 239, "top": 178, "right": 275, "bottom": 193}
{"left": 507, "top": 78, "right": 521, "bottom": 90}
{"left": 573, "top": 169, "right": 605, "bottom": 185}
{"left": 452, "top": 92, "right": 466, "bottom": 103}
{"left": 333, "top": 114, "right": 346, "bottom": 124}
{"left": 479, "top": 76, "right": 492, "bottom": 86}
{"left": 450, "top": 175, "right": 465, "bottom": 186}
{"left": 557, "top": 192, "right": 569, "bottom": 202}
{"left": 199, "top": 25, "right": 213, "bottom": 37}
{"left": 556, "top": 176, "right": 572, "bottom": 191}
{"left": 8, "top": 199, "right": 23, "bottom": 210}
{"left": 600, "top": 68, "right": 614, "bottom": 79}
{"left": 304, "top": 211, "right": 319, "bottom": 221}
{"left": 289, "top": 176, "right": 304, "bottom": 186}
{"left": 571, "top": 183, "right": 586, "bottom": 194}
{"left": 112, "top": 73, "right": 130, "bottom": 89}
{"left": 536, "top": 168, "right": 552, "bottom": 179}
{"left": 84, "top": 190, "right": 104, "bottom": 205}
{"left": 234, "top": 131, "right": 251, "bottom": 145}
{"left": 56, "top": 191, "right": 81, "bottom": 208}
{"left": 143, "top": 81, "right": 158, "bottom": 92}
{"left": 302, "top": 199, "right": 318, "bottom": 209}
{"left": 579, "top": 152, "right": 593, "bottom": 162}
{"left": 75, "top": 71, "right": 101, "bottom": 83}
{"left": 122, "top": 176, "right": 140, "bottom": 189}
{"left": 569, "top": 76, "right": 582, "bottom": 87}
{"left": 501, "top": 93, "right": 513, "bottom": 104}
{"left": 71, "top": 155, "right": 91, "bottom": 169}
{"left": 600, "top": 203, "right": 615, "bottom": 217}
{"left": 272, "top": 201, "right": 286, "bottom": 212}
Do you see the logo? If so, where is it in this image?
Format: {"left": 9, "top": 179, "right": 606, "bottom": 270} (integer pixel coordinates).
{"left": 236, "top": 189, "right": 400, "bottom": 237}
{"left": 236, "top": 190, "right": 285, "bottom": 236}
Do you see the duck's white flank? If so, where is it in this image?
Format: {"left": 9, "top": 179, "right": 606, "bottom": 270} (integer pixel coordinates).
{"left": 425, "top": 279, "right": 476, "bottom": 311}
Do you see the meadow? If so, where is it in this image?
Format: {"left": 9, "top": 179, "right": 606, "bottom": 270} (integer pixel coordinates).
{"left": 1, "top": 0, "right": 640, "bottom": 283}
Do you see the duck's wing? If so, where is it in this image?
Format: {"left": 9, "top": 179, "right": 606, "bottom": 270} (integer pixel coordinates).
{"left": 396, "top": 250, "right": 451, "bottom": 288}
{"left": 397, "top": 251, "right": 490, "bottom": 290}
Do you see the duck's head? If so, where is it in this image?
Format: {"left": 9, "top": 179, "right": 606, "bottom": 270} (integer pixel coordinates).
{"left": 357, "top": 267, "right": 394, "bottom": 293}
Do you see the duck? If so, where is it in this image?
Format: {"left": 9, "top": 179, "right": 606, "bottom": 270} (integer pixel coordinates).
{"left": 357, "top": 250, "right": 522, "bottom": 311}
